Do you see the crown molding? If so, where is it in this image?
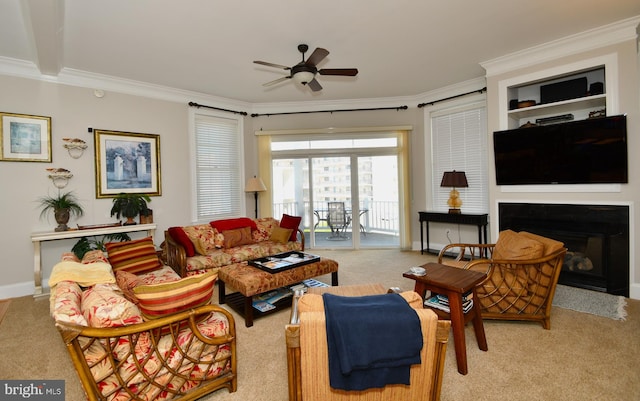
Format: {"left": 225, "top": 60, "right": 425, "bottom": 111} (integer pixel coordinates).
{"left": 481, "top": 15, "right": 640, "bottom": 77}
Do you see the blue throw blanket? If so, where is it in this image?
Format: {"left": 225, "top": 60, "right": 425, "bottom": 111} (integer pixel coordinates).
{"left": 322, "top": 293, "right": 423, "bottom": 391}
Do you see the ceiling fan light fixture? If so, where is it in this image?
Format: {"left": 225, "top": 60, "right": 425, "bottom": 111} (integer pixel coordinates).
{"left": 292, "top": 70, "right": 315, "bottom": 85}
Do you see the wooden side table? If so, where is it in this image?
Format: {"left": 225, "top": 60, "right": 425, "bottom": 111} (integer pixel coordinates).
{"left": 403, "top": 262, "right": 488, "bottom": 375}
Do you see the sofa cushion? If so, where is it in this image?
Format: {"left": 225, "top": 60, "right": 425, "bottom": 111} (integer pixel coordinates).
{"left": 298, "top": 291, "right": 423, "bottom": 313}
{"left": 270, "top": 226, "right": 293, "bottom": 244}
{"left": 222, "top": 226, "right": 254, "bottom": 248}
{"left": 132, "top": 272, "right": 217, "bottom": 319}
{"left": 211, "top": 217, "right": 257, "bottom": 232}
{"left": 105, "top": 237, "right": 162, "bottom": 275}
{"left": 168, "top": 226, "right": 196, "bottom": 257}
{"left": 82, "top": 284, "right": 144, "bottom": 327}
{"left": 183, "top": 224, "right": 222, "bottom": 255}
{"left": 280, "top": 214, "right": 302, "bottom": 241}
{"left": 519, "top": 231, "right": 564, "bottom": 256}
{"left": 186, "top": 251, "right": 234, "bottom": 272}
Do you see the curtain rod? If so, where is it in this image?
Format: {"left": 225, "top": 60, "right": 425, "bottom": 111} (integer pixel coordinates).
{"left": 417, "top": 87, "right": 487, "bottom": 108}
{"left": 251, "top": 105, "right": 408, "bottom": 118}
{"left": 188, "top": 102, "right": 248, "bottom": 116}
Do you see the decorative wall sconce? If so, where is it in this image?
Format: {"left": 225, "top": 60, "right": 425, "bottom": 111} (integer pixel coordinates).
{"left": 47, "top": 168, "right": 73, "bottom": 189}
{"left": 63, "top": 138, "right": 88, "bottom": 159}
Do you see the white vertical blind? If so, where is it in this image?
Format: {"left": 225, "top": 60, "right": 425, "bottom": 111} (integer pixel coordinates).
{"left": 194, "top": 113, "right": 243, "bottom": 221}
{"left": 431, "top": 106, "right": 488, "bottom": 213}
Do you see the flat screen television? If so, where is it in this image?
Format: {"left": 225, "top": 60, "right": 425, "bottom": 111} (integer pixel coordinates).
{"left": 493, "top": 114, "right": 628, "bottom": 185}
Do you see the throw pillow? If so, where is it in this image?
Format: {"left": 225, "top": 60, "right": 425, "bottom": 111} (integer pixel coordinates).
{"left": 105, "top": 237, "right": 162, "bottom": 275}
{"left": 168, "top": 226, "right": 196, "bottom": 257}
{"left": 132, "top": 272, "right": 217, "bottom": 319}
{"left": 115, "top": 270, "right": 142, "bottom": 303}
{"left": 182, "top": 224, "right": 219, "bottom": 255}
{"left": 493, "top": 230, "right": 545, "bottom": 261}
{"left": 280, "top": 214, "right": 302, "bottom": 241}
{"left": 82, "top": 284, "right": 144, "bottom": 327}
{"left": 211, "top": 217, "right": 258, "bottom": 232}
{"left": 270, "top": 226, "right": 293, "bottom": 244}
{"left": 81, "top": 249, "right": 109, "bottom": 264}
{"left": 221, "top": 226, "right": 254, "bottom": 248}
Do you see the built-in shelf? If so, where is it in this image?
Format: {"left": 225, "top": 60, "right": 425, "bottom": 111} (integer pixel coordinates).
{"left": 508, "top": 94, "right": 606, "bottom": 121}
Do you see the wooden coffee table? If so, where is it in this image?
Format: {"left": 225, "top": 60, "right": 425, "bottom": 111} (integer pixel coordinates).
{"left": 403, "top": 262, "right": 488, "bottom": 375}
{"left": 218, "top": 258, "right": 339, "bottom": 327}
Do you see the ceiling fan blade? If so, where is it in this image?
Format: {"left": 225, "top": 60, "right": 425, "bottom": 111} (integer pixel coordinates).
{"left": 318, "top": 68, "right": 359, "bottom": 76}
{"left": 254, "top": 60, "right": 291, "bottom": 70}
{"left": 263, "top": 76, "right": 291, "bottom": 87}
{"left": 305, "top": 47, "right": 329, "bottom": 67}
{"left": 307, "top": 78, "right": 323, "bottom": 92}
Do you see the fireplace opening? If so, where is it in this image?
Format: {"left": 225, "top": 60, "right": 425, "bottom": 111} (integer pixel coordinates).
{"left": 498, "top": 203, "right": 629, "bottom": 296}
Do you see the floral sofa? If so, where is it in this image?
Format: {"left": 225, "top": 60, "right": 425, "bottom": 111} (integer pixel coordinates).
{"left": 165, "top": 216, "right": 303, "bottom": 277}
{"left": 49, "top": 237, "right": 237, "bottom": 401}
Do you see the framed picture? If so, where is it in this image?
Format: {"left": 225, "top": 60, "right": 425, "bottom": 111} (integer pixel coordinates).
{"left": 94, "top": 129, "right": 161, "bottom": 198}
{"left": 0, "top": 112, "right": 52, "bottom": 162}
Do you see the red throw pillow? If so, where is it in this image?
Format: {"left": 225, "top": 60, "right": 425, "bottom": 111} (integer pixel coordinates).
{"left": 280, "top": 214, "right": 302, "bottom": 241}
{"left": 211, "top": 217, "right": 258, "bottom": 232}
{"left": 168, "top": 227, "right": 196, "bottom": 257}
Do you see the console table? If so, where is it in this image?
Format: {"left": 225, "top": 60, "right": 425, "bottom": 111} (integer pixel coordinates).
{"left": 30, "top": 223, "right": 156, "bottom": 296}
{"left": 418, "top": 211, "right": 488, "bottom": 254}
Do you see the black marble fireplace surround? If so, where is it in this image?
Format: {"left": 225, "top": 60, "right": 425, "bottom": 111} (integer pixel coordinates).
{"left": 498, "top": 203, "right": 629, "bottom": 296}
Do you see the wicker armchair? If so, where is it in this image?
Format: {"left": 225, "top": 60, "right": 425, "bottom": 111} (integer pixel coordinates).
{"left": 438, "top": 230, "right": 567, "bottom": 329}
{"left": 285, "top": 290, "right": 450, "bottom": 401}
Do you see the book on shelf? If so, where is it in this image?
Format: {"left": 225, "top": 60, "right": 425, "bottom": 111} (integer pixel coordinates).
{"left": 425, "top": 295, "right": 473, "bottom": 314}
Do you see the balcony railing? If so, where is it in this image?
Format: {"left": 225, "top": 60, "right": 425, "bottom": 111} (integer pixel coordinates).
{"left": 273, "top": 201, "right": 399, "bottom": 234}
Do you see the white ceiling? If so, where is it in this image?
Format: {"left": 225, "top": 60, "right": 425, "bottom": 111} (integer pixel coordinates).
{"left": 1, "top": 0, "right": 639, "bottom": 104}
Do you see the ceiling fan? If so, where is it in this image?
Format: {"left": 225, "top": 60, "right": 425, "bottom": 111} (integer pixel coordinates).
{"left": 254, "top": 44, "right": 358, "bottom": 92}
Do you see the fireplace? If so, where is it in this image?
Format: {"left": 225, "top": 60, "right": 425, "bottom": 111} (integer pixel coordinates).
{"left": 498, "top": 203, "right": 629, "bottom": 296}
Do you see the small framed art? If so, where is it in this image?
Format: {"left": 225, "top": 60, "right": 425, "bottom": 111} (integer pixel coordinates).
{"left": 0, "top": 112, "right": 52, "bottom": 162}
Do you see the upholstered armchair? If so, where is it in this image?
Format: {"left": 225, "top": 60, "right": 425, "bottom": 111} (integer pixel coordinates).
{"left": 285, "top": 290, "right": 451, "bottom": 401}
{"left": 438, "top": 230, "right": 567, "bottom": 329}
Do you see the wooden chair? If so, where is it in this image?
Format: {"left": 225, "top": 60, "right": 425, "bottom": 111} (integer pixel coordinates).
{"left": 285, "top": 289, "right": 450, "bottom": 401}
{"left": 438, "top": 230, "right": 567, "bottom": 329}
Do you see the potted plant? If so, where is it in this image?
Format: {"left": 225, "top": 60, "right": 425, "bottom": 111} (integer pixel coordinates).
{"left": 38, "top": 191, "right": 85, "bottom": 232}
{"left": 110, "top": 193, "right": 151, "bottom": 225}
{"left": 71, "top": 233, "right": 131, "bottom": 259}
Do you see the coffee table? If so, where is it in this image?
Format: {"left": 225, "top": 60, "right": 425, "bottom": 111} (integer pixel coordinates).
{"left": 218, "top": 257, "right": 339, "bottom": 327}
{"left": 403, "top": 262, "right": 488, "bottom": 375}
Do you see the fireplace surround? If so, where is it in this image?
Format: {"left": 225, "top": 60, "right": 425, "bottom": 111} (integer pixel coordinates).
{"left": 498, "top": 203, "right": 629, "bottom": 296}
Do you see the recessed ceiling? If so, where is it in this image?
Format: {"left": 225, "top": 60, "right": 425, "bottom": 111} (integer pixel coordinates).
{"left": 1, "top": 0, "right": 639, "bottom": 104}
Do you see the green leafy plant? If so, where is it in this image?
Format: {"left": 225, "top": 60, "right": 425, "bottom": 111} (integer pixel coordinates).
{"left": 110, "top": 193, "right": 151, "bottom": 225}
{"left": 71, "top": 233, "right": 131, "bottom": 259}
{"left": 37, "top": 191, "right": 84, "bottom": 231}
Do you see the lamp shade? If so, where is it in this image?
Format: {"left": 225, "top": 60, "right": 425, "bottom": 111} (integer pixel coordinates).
{"left": 245, "top": 176, "right": 267, "bottom": 192}
{"left": 440, "top": 171, "right": 468, "bottom": 188}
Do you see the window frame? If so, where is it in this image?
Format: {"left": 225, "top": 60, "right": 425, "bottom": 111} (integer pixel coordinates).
{"left": 189, "top": 108, "right": 245, "bottom": 223}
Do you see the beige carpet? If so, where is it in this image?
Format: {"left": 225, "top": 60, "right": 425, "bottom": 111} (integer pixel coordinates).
{"left": 0, "top": 299, "right": 10, "bottom": 325}
{"left": 1, "top": 249, "right": 639, "bottom": 401}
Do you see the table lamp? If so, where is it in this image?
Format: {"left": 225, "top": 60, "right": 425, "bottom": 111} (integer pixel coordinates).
{"left": 245, "top": 176, "right": 267, "bottom": 218}
{"left": 440, "top": 171, "right": 468, "bottom": 214}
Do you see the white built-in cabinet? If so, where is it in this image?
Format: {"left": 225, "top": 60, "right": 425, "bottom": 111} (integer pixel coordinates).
{"left": 497, "top": 53, "right": 618, "bottom": 131}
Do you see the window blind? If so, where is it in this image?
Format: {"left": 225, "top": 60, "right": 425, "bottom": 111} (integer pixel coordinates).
{"left": 194, "top": 113, "right": 242, "bottom": 221}
{"left": 431, "top": 106, "right": 488, "bottom": 213}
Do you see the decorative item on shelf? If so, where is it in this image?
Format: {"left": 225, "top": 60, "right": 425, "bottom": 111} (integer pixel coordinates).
{"left": 62, "top": 138, "right": 88, "bottom": 158}
{"left": 588, "top": 109, "right": 606, "bottom": 119}
{"left": 535, "top": 114, "right": 574, "bottom": 126}
{"left": 517, "top": 100, "right": 536, "bottom": 108}
{"left": 140, "top": 208, "right": 153, "bottom": 224}
{"left": 37, "top": 190, "right": 85, "bottom": 232}
{"left": 46, "top": 168, "right": 73, "bottom": 189}
{"left": 110, "top": 193, "right": 152, "bottom": 225}
{"left": 440, "top": 170, "right": 468, "bottom": 214}
{"left": 519, "top": 121, "right": 538, "bottom": 128}
{"left": 245, "top": 176, "right": 267, "bottom": 218}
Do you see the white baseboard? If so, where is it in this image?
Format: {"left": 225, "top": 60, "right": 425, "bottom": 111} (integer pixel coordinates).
{"left": 628, "top": 283, "right": 640, "bottom": 300}
{"left": 0, "top": 281, "right": 38, "bottom": 299}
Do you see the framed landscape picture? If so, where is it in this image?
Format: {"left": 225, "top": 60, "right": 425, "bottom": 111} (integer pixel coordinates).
{"left": 94, "top": 129, "right": 161, "bottom": 198}
{"left": 0, "top": 112, "right": 52, "bottom": 162}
